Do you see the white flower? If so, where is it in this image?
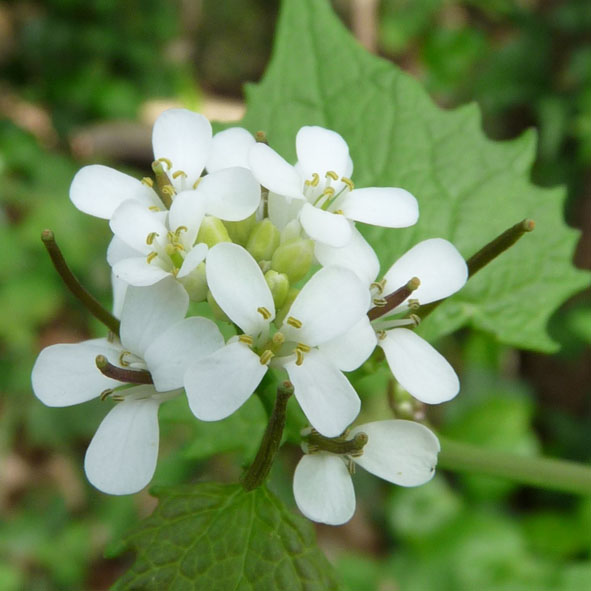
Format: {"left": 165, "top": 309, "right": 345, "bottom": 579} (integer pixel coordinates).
{"left": 322, "top": 238, "right": 469, "bottom": 403}
{"left": 293, "top": 420, "right": 440, "bottom": 525}
{"left": 184, "top": 242, "right": 370, "bottom": 437}
{"left": 249, "top": 126, "right": 419, "bottom": 248}
{"left": 31, "top": 278, "right": 224, "bottom": 494}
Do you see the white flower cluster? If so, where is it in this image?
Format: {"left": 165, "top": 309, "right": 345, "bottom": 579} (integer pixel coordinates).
{"left": 31, "top": 109, "right": 468, "bottom": 525}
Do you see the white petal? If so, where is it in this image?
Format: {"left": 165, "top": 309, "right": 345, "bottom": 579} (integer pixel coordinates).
{"left": 314, "top": 227, "right": 380, "bottom": 284}
{"left": 284, "top": 349, "right": 360, "bottom": 437}
{"left": 206, "top": 243, "right": 274, "bottom": 336}
{"left": 112, "top": 257, "right": 171, "bottom": 287}
{"left": 206, "top": 127, "right": 256, "bottom": 172}
{"left": 199, "top": 167, "right": 261, "bottom": 221}
{"left": 111, "top": 273, "right": 128, "bottom": 319}
{"left": 152, "top": 108, "right": 212, "bottom": 190}
{"left": 319, "top": 316, "right": 377, "bottom": 371}
{"left": 168, "top": 190, "right": 207, "bottom": 246}
{"left": 295, "top": 126, "right": 351, "bottom": 180}
{"left": 299, "top": 203, "right": 352, "bottom": 247}
{"left": 144, "top": 317, "right": 224, "bottom": 391}
{"left": 268, "top": 192, "right": 305, "bottom": 230}
{"left": 109, "top": 200, "right": 168, "bottom": 254}
{"left": 177, "top": 244, "right": 208, "bottom": 278}
{"left": 84, "top": 395, "right": 160, "bottom": 495}
{"left": 107, "top": 236, "right": 142, "bottom": 267}
{"left": 293, "top": 453, "right": 356, "bottom": 525}
{"left": 69, "top": 165, "right": 161, "bottom": 219}
{"left": 351, "top": 420, "right": 440, "bottom": 486}
{"left": 31, "top": 339, "right": 122, "bottom": 407}
{"left": 184, "top": 342, "right": 267, "bottom": 421}
{"left": 382, "top": 239, "right": 468, "bottom": 307}
{"left": 380, "top": 328, "right": 460, "bottom": 404}
{"left": 282, "top": 266, "right": 369, "bottom": 347}
{"left": 341, "top": 187, "right": 418, "bottom": 228}
{"left": 249, "top": 143, "right": 303, "bottom": 198}
{"left": 120, "top": 278, "right": 189, "bottom": 357}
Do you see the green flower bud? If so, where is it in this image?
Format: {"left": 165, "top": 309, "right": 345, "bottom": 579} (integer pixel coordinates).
{"left": 207, "top": 290, "right": 231, "bottom": 323}
{"left": 224, "top": 213, "right": 256, "bottom": 246}
{"left": 197, "top": 216, "right": 231, "bottom": 248}
{"left": 178, "top": 262, "right": 208, "bottom": 302}
{"left": 271, "top": 239, "right": 314, "bottom": 283}
{"left": 247, "top": 219, "right": 280, "bottom": 261}
{"left": 280, "top": 219, "right": 303, "bottom": 244}
{"left": 275, "top": 287, "right": 300, "bottom": 326}
{"left": 264, "top": 270, "right": 290, "bottom": 309}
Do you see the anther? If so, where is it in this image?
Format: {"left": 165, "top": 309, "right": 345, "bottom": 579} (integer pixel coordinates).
{"left": 100, "top": 389, "right": 114, "bottom": 401}
{"left": 193, "top": 178, "right": 202, "bottom": 189}
{"left": 296, "top": 343, "right": 311, "bottom": 353}
{"left": 239, "top": 334, "right": 254, "bottom": 346}
{"left": 333, "top": 209, "right": 344, "bottom": 215}
{"left": 149, "top": 205, "right": 161, "bottom": 212}
{"left": 172, "top": 170, "right": 187, "bottom": 179}
{"left": 310, "top": 173, "right": 319, "bottom": 187}
{"left": 257, "top": 306, "right": 272, "bottom": 320}
{"left": 146, "top": 252, "right": 158, "bottom": 264}
{"left": 371, "top": 279, "right": 386, "bottom": 294}
{"left": 341, "top": 177, "right": 354, "bottom": 191}
{"left": 286, "top": 316, "right": 302, "bottom": 329}
{"left": 141, "top": 177, "right": 154, "bottom": 187}
{"left": 408, "top": 298, "right": 420, "bottom": 311}
{"left": 175, "top": 226, "right": 188, "bottom": 236}
{"left": 326, "top": 170, "right": 338, "bottom": 181}
{"left": 409, "top": 313, "right": 421, "bottom": 326}
{"left": 146, "top": 232, "right": 158, "bottom": 245}
{"left": 161, "top": 184, "right": 175, "bottom": 197}
{"left": 259, "top": 350, "right": 274, "bottom": 365}
{"left": 377, "top": 330, "right": 387, "bottom": 340}
{"left": 157, "top": 157, "right": 173, "bottom": 170}
{"left": 295, "top": 349, "right": 305, "bottom": 366}
{"left": 322, "top": 187, "right": 335, "bottom": 197}
{"left": 372, "top": 297, "right": 388, "bottom": 307}
{"left": 119, "top": 352, "right": 130, "bottom": 367}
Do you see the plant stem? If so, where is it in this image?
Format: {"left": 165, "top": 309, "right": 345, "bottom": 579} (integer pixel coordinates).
{"left": 438, "top": 437, "right": 591, "bottom": 496}
{"left": 418, "top": 218, "right": 534, "bottom": 319}
{"left": 41, "top": 230, "right": 121, "bottom": 335}
{"left": 242, "top": 381, "right": 293, "bottom": 491}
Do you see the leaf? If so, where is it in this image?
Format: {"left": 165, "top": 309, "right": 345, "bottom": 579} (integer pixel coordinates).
{"left": 111, "top": 483, "right": 340, "bottom": 591}
{"left": 241, "top": 0, "right": 589, "bottom": 352}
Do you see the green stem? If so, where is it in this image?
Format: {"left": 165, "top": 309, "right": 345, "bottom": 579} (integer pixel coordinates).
{"left": 418, "top": 218, "right": 534, "bottom": 319}
{"left": 41, "top": 230, "right": 121, "bottom": 335}
{"left": 438, "top": 437, "right": 591, "bottom": 496}
{"left": 242, "top": 381, "right": 293, "bottom": 491}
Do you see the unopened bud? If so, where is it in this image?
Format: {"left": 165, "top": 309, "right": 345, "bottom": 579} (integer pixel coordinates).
{"left": 264, "top": 270, "right": 290, "bottom": 309}
{"left": 247, "top": 219, "right": 280, "bottom": 261}
{"left": 271, "top": 239, "right": 314, "bottom": 282}
{"left": 178, "top": 262, "right": 208, "bottom": 302}
{"left": 224, "top": 213, "right": 256, "bottom": 246}
{"left": 197, "top": 216, "right": 231, "bottom": 248}
{"left": 280, "top": 219, "right": 303, "bottom": 244}
{"left": 275, "top": 287, "right": 300, "bottom": 326}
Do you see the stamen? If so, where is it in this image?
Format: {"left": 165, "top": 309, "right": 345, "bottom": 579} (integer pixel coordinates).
{"left": 141, "top": 177, "right": 154, "bottom": 187}
{"left": 377, "top": 330, "right": 387, "bottom": 340}
{"left": 257, "top": 306, "right": 272, "bottom": 320}
{"left": 100, "top": 389, "right": 114, "bottom": 401}
{"left": 286, "top": 316, "right": 302, "bottom": 329}
{"left": 308, "top": 173, "right": 320, "bottom": 187}
{"left": 326, "top": 170, "right": 338, "bottom": 181}
{"left": 409, "top": 313, "right": 421, "bottom": 326}
{"left": 119, "top": 352, "right": 130, "bottom": 367}
{"left": 161, "top": 184, "right": 175, "bottom": 197}
{"left": 372, "top": 297, "right": 388, "bottom": 307}
{"left": 175, "top": 226, "right": 188, "bottom": 236}
{"left": 193, "top": 178, "right": 202, "bottom": 189}
{"left": 172, "top": 170, "right": 187, "bottom": 179}
{"left": 408, "top": 298, "right": 420, "bottom": 311}
{"left": 146, "top": 232, "right": 159, "bottom": 245}
{"left": 157, "top": 157, "right": 173, "bottom": 170}
{"left": 259, "top": 350, "right": 274, "bottom": 365}
{"left": 341, "top": 177, "right": 354, "bottom": 191}
{"left": 295, "top": 349, "right": 305, "bottom": 366}
{"left": 149, "top": 205, "right": 161, "bottom": 212}
{"left": 146, "top": 252, "right": 158, "bottom": 264}
{"left": 323, "top": 187, "right": 335, "bottom": 197}
{"left": 239, "top": 334, "right": 254, "bottom": 346}
{"left": 371, "top": 279, "right": 386, "bottom": 295}
{"left": 296, "top": 343, "right": 311, "bottom": 353}
{"left": 333, "top": 209, "right": 344, "bottom": 215}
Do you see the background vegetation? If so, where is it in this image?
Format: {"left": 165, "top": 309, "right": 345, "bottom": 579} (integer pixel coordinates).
{"left": 0, "top": 0, "right": 589, "bottom": 589}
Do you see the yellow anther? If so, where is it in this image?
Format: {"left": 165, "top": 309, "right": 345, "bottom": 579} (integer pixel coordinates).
{"left": 257, "top": 306, "right": 272, "bottom": 320}
{"left": 149, "top": 205, "right": 161, "bottom": 212}
{"left": 372, "top": 297, "right": 387, "bottom": 307}
{"left": 333, "top": 209, "right": 344, "bottom": 215}
{"left": 408, "top": 298, "right": 420, "bottom": 311}
{"left": 173, "top": 243, "right": 185, "bottom": 252}
{"left": 239, "top": 334, "right": 254, "bottom": 346}
{"left": 376, "top": 330, "right": 387, "bottom": 340}
{"left": 141, "top": 177, "right": 154, "bottom": 187}
{"left": 259, "top": 350, "right": 274, "bottom": 365}
{"left": 146, "top": 252, "right": 158, "bottom": 264}
{"left": 409, "top": 314, "right": 421, "bottom": 326}
{"left": 175, "top": 225, "right": 188, "bottom": 236}
{"left": 295, "top": 349, "right": 305, "bottom": 366}
{"left": 193, "top": 178, "right": 202, "bottom": 189}
{"left": 371, "top": 279, "right": 386, "bottom": 294}
{"left": 172, "top": 170, "right": 187, "bottom": 179}
{"left": 146, "top": 232, "right": 159, "bottom": 245}
{"left": 310, "top": 173, "right": 320, "bottom": 187}
{"left": 286, "top": 316, "right": 302, "bottom": 329}
{"left": 341, "top": 177, "right": 354, "bottom": 191}
{"left": 157, "top": 157, "right": 173, "bottom": 170}
{"left": 161, "top": 184, "right": 175, "bottom": 197}
{"left": 119, "top": 352, "right": 130, "bottom": 367}
{"left": 296, "top": 343, "right": 311, "bottom": 353}
{"left": 322, "top": 187, "right": 335, "bottom": 197}
{"left": 100, "top": 389, "right": 114, "bottom": 401}
{"left": 272, "top": 332, "right": 285, "bottom": 346}
{"left": 326, "top": 170, "right": 338, "bottom": 181}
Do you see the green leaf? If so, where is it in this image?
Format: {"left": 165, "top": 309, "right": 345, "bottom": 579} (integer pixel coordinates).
{"left": 241, "top": 0, "right": 589, "bottom": 352}
{"left": 112, "top": 483, "right": 340, "bottom": 591}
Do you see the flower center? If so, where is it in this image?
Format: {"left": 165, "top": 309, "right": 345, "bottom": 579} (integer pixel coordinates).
{"left": 145, "top": 226, "right": 190, "bottom": 276}
{"left": 303, "top": 171, "right": 354, "bottom": 212}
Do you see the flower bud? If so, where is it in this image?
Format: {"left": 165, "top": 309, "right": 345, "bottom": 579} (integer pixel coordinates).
{"left": 271, "top": 239, "right": 314, "bottom": 282}
{"left": 280, "top": 219, "right": 303, "bottom": 244}
{"left": 178, "top": 262, "right": 208, "bottom": 302}
{"left": 264, "top": 270, "right": 290, "bottom": 309}
{"left": 247, "top": 219, "right": 280, "bottom": 261}
{"left": 275, "top": 287, "right": 300, "bottom": 326}
{"left": 197, "top": 216, "right": 231, "bottom": 248}
{"left": 224, "top": 213, "right": 256, "bottom": 246}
